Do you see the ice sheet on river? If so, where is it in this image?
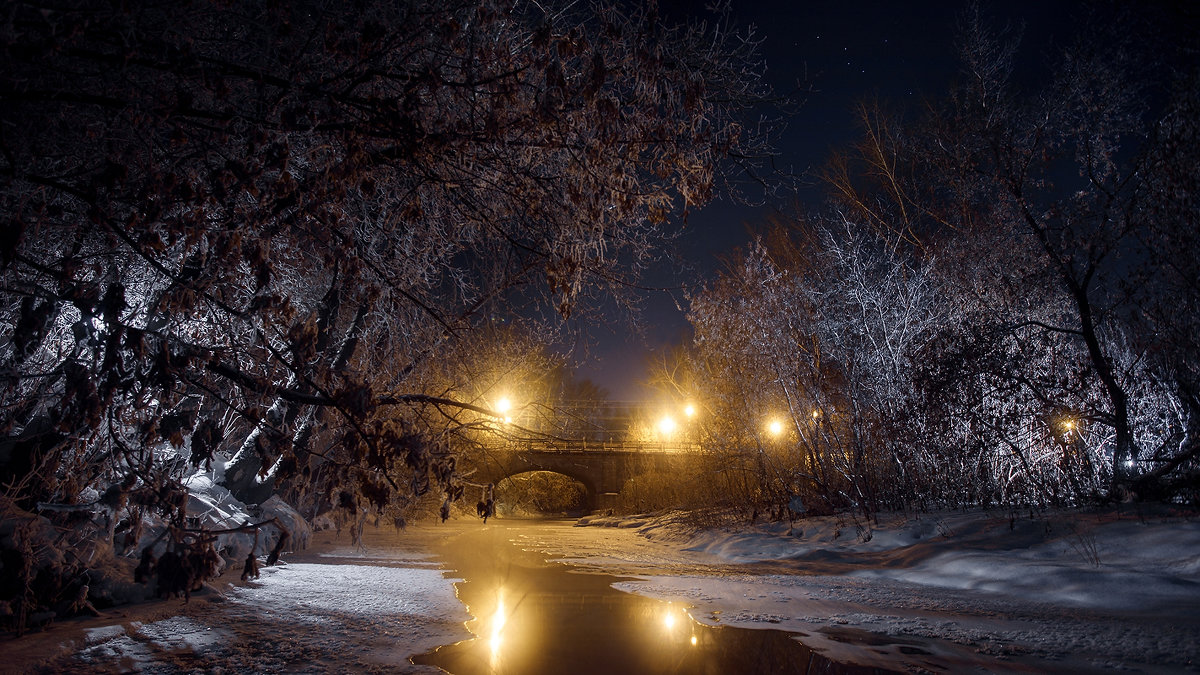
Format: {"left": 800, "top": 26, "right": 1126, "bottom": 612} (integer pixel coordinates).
{"left": 546, "top": 508, "right": 1200, "bottom": 673}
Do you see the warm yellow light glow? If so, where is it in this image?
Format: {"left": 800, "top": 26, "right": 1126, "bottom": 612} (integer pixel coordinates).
{"left": 812, "top": 409, "right": 821, "bottom": 419}
{"left": 494, "top": 397, "right": 513, "bottom": 424}
{"left": 690, "top": 635, "right": 698, "bottom": 646}
{"left": 489, "top": 590, "right": 506, "bottom": 662}
{"left": 683, "top": 404, "right": 696, "bottom": 418}
{"left": 664, "top": 611, "right": 676, "bottom": 630}
{"left": 768, "top": 419, "right": 784, "bottom": 436}
{"left": 1063, "top": 419, "right": 1075, "bottom": 431}
{"left": 658, "top": 415, "right": 677, "bottom": 435}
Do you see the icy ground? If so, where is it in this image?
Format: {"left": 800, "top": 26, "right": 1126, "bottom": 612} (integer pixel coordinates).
{"left": 545, "top": 507, "right": 1200, "bottom": 673}
{"left": 3, "top": 526, "right": 470, "bottom": 674}
{"left": 4, "top": 506, "right": 1199, "bottom": 674}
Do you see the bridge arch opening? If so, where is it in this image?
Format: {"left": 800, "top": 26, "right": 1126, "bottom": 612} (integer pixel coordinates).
{"left": 495, "top": 471, "right": 588, "bottom": 517}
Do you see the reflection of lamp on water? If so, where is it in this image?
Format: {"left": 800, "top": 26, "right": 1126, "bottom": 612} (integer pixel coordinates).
{"left": 662, "top": 603, "right": 700, "bottom": 647}
{"left": 663, "top": 602, "right": 688, "bottom": 633}
{"left": 489, "top": 589, "right": 507, "bottom": 666}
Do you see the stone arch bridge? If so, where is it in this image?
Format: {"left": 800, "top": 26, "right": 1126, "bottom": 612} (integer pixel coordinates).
{"left": 467, "top": 440, "right": 699, "bottom": 511}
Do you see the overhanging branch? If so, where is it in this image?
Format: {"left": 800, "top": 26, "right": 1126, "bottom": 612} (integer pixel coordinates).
{"left": 205, "top": 360, "right": 507, "bottom": 418}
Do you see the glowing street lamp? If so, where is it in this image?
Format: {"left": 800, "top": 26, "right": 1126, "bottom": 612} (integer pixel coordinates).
{"left": 495, "top": 397, "right": 513, "bottom": 425}
{"left": 767, "top": 419, "right": 784, "bottom": 437}
{"left": 1055, "top": 416, "right": 1081, "bottom": 448}
{"left": 683, "top": 403, "right": 696, "bottom": 418}
{"left": 658, "top": 415, "right": 677, "bottom": 437}
{"left": 1057, "top": 416, "right": 1078, "bottom": 439}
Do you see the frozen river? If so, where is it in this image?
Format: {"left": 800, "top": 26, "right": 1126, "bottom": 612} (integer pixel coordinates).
{"left": 413, "top": 519, "right": 887, "bottom": 674}
{"left": 8, "top": 509, "right": 1199, "bottom": 673}
{"left": 8, "top": 519, "right": 882, "bottom": 674}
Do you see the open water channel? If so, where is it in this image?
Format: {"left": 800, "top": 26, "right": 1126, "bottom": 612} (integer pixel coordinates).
{"left": 412, "top": 520, "right": 891, "bottom": 675}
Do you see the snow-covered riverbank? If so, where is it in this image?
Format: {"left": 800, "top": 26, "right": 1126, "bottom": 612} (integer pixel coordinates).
{"left": 5, "top": 507, "right": 1198, "bottom": 673}
{"left": 549, "top": 507, "right": 1200, "bottom": 673}
{"left": 1, "top": 526, "right": 470, "bottom": 674}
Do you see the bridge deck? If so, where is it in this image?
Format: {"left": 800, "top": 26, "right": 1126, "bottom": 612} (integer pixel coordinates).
{"left": 496, "top": 440, "right": 701, "bottom": 454}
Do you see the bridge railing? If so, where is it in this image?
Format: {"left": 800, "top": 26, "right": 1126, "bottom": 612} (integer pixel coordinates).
{"left": 503, "top": 439, "right": 703, "bottom": 454}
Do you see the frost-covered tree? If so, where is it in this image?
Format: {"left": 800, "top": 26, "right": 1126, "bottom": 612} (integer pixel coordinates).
{"left": 915, "top": 5, "right": 1199, "bottom": 496}
{"left": 683, "top": 218, "right": 945, "bottom": 516}
{"left": 821, "top": 5, "right": 1200, "bottom": 502}
{"left": 679, "top": 4, "right": 1199, "bottom": 515}
{"left": 0, "top": 0, "right": 776, "bottom": 626}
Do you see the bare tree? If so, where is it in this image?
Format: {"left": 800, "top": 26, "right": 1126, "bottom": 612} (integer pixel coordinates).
{"left": 919, "top": 5, "right": 1200, "bottom": 494}
{"left": 818, "top": 5, "right": 1199, "bottom": 501}
{"left": 681, "top": 214, "right": 947, "bottom": 516}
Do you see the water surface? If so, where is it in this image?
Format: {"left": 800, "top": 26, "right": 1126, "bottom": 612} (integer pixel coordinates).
{"left": 412, "top": 520, "right": 891, "bottom": 675}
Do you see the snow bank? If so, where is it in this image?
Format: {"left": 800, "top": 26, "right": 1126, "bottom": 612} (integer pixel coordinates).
{"left": 231, "top": 561, "right": 459, "bottom": 619}
{"left": 566, "top": 508, "right": 1200, "bottom": 672}
{"left": 178, "top": 473, "right": 312, "bottom": 565}
{"left": 643, "top": 509, "right": 1200, "bottom": 612}
{"left": 183, "top": 474, "right": 248, "bottom": 530}
{"left": 850, "top": 514, "right": 1200, "bottom": 611}
{"left": 259, "top": 494, "right": 312, "bottom": 551}
{"left": 16, "top": 527, "right": 470, "bottom": 674}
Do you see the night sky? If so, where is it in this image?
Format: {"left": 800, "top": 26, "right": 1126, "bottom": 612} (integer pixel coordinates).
{"left": 574, "top": 0, "right": 1079, "bottom": 401}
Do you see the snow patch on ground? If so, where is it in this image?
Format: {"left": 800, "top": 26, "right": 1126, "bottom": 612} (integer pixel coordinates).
{"left": 562, "top": 508, "right": 1200, "bottom": 672}
{"left": 134, "top": 615, "right": 230, "bottom": 652}
{"left": 8, "top": 507, "right": 1197, "bottom": 673}
{"left": 10, "top": 527, "right": 470, "bottom": 674}
{"left": 230, "top": 562, "right": 461, "bottom": 619}
{"left": 76, "top": 631, "right": 156, "bottom": 670}
{"left": 82, "top": 624, "right": 127, "bottom": 645}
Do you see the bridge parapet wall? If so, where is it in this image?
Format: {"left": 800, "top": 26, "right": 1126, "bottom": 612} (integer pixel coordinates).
{"left": 466, "top": 447, "right": 696, "bottom": 511}
{"left": 496, "top": 440, "right": 703, "bottom": 454}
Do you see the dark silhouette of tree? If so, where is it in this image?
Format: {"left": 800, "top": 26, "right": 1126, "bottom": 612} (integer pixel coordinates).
{"left": 916, "top": 5, "right": 1199, "bottom": 495}
{"left": 818, "top": 5, "right": 1199, "bottom": 501}
{"left": 0, "top": 0, "right": 778, "bottom": 624}
{"left": 676, "top": 4, "right": 1199, "bottom": 513}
